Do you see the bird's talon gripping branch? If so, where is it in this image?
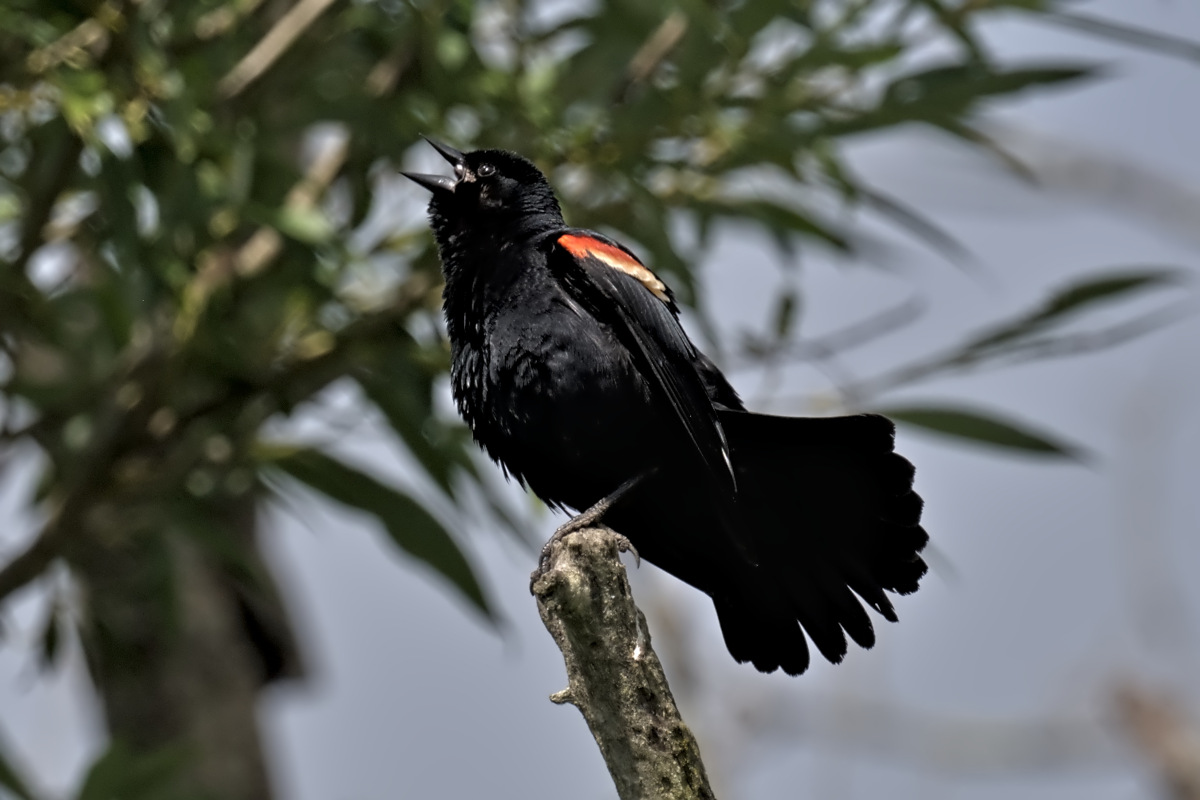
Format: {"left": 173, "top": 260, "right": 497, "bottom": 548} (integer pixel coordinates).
{"left": 612, "top": 534, "right": 640, "bottom": 567}
{"left": 530, "top": 472, "right": 648, "bottom": 590}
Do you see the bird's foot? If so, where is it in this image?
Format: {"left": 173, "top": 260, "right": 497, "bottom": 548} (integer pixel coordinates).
{"left": 529, "top": 472, "right": 647, "bottom": 592}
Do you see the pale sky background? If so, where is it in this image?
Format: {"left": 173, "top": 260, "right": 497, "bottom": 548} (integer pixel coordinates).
{"left": 2, "top": 2, "right": 1199, "bottom": 799}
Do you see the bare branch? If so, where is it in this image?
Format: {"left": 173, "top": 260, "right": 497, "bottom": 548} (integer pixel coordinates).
{"left": 366, "top": 45, "right": 413, "bottom": 98}
{"left": 25, "top": 0, "right": 119, "bottom": 74}
{"left": 217, "top": 0, "right": 341, "bottom": 99}
{"left": 615, "top": 11, "right": 689, "bottom": 102}
{"left": 1116, "top": 684, "right": 1200, "bottom": 800}
{"left": 195, "top": 0, "right": 268, "bottom": 40}
{"left": 235, "top": 132, "right": 349, "bottom": 277}
{"left": 532, "top": 528, "right": 717, "bottom": 800}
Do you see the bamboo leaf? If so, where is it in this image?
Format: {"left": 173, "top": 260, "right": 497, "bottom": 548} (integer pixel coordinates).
{"left": 274, "top": 206, "right": 334, "bottom": 245}
{"left": 772, "top": 290, "right": 800, "bottom": 339}
{"left": 354, "top": 343, "right": 468, "bottom": 501}
{"left": 268, "top": 447, "right": 492, "bottom": 619}
{"left": 881, "top": 405, "right": 1086, "bottom": 459}
{"left": 884, "top": 63, "right": 1096, "bottom": 110}
{"left": 0, "top": 740, "right": 36, "bottom": 800}
{"left": 963, "top": 269, "right": 1180, "bottom": 355}
{"left": 692, "top": 198, "right": 852, "bottom": 254}
{"left": 36, "top": 604, "right": 61, "bottom": 672}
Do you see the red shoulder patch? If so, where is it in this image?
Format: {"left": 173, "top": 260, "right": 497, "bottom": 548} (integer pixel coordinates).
{"left": 558, "top": 234, "right": 671, "bottom": 303}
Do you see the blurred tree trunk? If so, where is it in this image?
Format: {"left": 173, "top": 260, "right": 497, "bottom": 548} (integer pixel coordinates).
{"left": 78, "top": 493, "right": 300, "bottom": 799}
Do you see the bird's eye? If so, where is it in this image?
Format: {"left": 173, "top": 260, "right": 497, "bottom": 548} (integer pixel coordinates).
{"left": 476, "top": 163, "right": 496, "bottom": 178}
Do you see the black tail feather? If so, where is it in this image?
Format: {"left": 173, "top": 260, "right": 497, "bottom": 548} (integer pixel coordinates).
{"left": 710, "top": 411, "right": 929, "bottom": 674}
{"left": 715, "top": 592, "right": 811, "bottom": 676}
{"left": 845, "top": 563, "right": 899, "bottom": 622}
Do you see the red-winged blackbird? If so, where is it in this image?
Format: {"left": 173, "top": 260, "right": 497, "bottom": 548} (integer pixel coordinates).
{"left": 404, "top": 141, "right": 928, "bottom": 675}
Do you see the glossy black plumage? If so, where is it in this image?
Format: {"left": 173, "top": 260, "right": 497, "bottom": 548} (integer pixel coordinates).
{"left": 405, "top": 143, "right": 929, "bottom": 675}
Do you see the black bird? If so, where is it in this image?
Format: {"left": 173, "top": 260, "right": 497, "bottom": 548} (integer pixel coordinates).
{"left": 404, "top": 141, "right": 928, "bottom": 675}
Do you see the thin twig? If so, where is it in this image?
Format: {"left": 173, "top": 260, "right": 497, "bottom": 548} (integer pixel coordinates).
{"left": 1046, "top": 12, "right": 1200, "bottom": 65}
{"left": 366, "top": 45, "right": 413, "bottom": 98}
{"left": 217, "top": 0, "right": 341, "bottom": 99}
{"left": 730, "top": 297, "right": 924, "bottom": 371}
{"left": 1116, "top": 684, "right": 1200, "bottom": 800}
{"left": 195, "top": 0, "right": 268, "bottom": 40}
{"left": 853, "top": 184, "right": 974, "bottom": 268}
{"left": 841, "top": 305, "right": 1186, "bottom": 405}
{"left": 25, "top": 0, "right": 120, "bottom": 74}
{"left": 986, "top": 306, "right": 1192, "bottom": 366}
{"left": 614, "top": 11, "right": 689, "bottom": 102}
{"left": 235, "top": 132, "right": 349, "bottom": 276}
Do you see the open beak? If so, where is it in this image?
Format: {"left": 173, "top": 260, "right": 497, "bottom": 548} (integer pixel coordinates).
{"left": 401, "top": 137, "right": 465, "bottom": 195}
{"left": 423, "top": 136, "right": 464, "bottom": 165}
{"left": 401, "top": 171, "right": 458, "bottom": 194}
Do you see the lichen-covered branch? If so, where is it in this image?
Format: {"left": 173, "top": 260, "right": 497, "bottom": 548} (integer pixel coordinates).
{"left": 531, "top": 528, "right": 716, "bottom": 800}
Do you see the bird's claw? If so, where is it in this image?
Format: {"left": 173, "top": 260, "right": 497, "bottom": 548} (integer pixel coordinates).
{"left": 612, "top": 533, "right": 640, "bottom": 567}
{"left": 528, "top": 521, "right": 641, "bottom": 592}
{"left": 529, "top": 473, "right": 649, "bottom": 592}
{"left": 529, "top": 513, "right": 596, "bottom": 591}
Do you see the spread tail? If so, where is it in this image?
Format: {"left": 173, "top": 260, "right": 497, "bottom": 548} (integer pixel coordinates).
{"left": 714, "top": 411, "right": 928, "bottom": 675}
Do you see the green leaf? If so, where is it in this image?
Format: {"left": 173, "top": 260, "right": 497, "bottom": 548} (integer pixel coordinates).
{"left": 274, "top": 206, "right": 334, "bottom": 244}
{"left": 771, "top": 290, "right": 800, "bottom": 339}
{"left": 691, "top": 198, "right": 851, "bottom": 254}
{"left": 75, "top": 741, "right": 189, "bottom": 800}
{"left": 880, "top": 405, "right": 1086, "bottom": 459}
{"left": 884, "top": 63, "right": 1096, "bottom": 109}
{"left": 268, "top": 447, "right": 492, "bottom": 619}
{"left": 0, "top": 739, "right": 36, "bottom": 800}
{"left": 36, "top": 604, "right": 61, "bottom": 671}
{"left": 354, "top": 343, "right": 464, "bottom": 499}
{"left": 820, "top": 63, "right": 1096, "bottom": 139}
{"left": 1040, "top": 272, "right": 1177, "bottom": 317}
{"left": 964, "top": 269, "right": 1180, "bottom": 354}
{"left": 853, "top": 183, "right": 973, "bottom": 266}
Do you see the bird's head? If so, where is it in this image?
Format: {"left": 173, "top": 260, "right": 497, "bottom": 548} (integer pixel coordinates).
{"left": 403, "top": 140, "right": 563, "bottom": 245}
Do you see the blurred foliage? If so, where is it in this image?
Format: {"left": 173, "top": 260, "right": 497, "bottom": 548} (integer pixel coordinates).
{"left": 0, "top": 737, "right": 34, "bottom": 800}
{"left": 878, "top": 404, "right": 1085, "bottom": 459}
{"left": 0, "top": 0, "right": 1190, "bottom": 795}
{"left": 72, "top": 741, "right": 190, "bottom": 800}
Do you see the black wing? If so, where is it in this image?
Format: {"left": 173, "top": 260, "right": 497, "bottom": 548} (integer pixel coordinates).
{"left": 551, "top": 231, "right": 739, "bottom": 504}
